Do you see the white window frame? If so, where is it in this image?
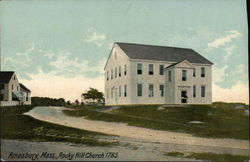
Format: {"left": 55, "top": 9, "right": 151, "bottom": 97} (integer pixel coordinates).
{"left": 111, "top": 69, "right": 113, "bottom": 80}
{"left": 159, "top": 84, "right": 164, "bottom": 97}
{"left": 137, "top": 63, "right": 142, "bottom": 75}
{"left": 168, "top": 71, "right": 171, "bottom": 82}
{"left": 148, "top": 84, "right": 154, "bottom": 97}
{"left": 119, "top": 66, "right": 121, "bottom": 77}
{"left": 124, "top": 84, "right": 127, "bottom": 97}
{"left": 159, "top": 65, "right": 164, "bottom": 75}
{"left": 182, "top": 70, "right": 187, "bottom": 81}
{"left": 119, "top": 86, "right": 121, "bottom": 97}
{"left": 193, "top": 85, "right": 196, "bottom": 97}
{"left": 115, "top": 68, "right": 117, "bottom": 78}
{"left": 201, "top": 85, "right": 205, "bottom": 97}
{"left": 124, "top": 64, "right": 127, "bottom": 75}
{"left": 149, "top": 64, "right": 154, "bottom": 75}
{"left": 201, "top": 67, "right": 205, "bottom": 77}
{"left": 137, "top": 84, "right": 142, "bottom": 97}
{"left": 107, "top": 71, "right": 109, "bottom": 81}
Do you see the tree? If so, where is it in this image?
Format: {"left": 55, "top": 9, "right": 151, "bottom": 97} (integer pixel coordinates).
{"left": 31, "top": 97, "right": 66, "bottom": 106}
{"left": 81, "top": 87, "right": 104, "bottom": 103}
{"left": 75, "top": 99, "right": 79, "bottom": 105}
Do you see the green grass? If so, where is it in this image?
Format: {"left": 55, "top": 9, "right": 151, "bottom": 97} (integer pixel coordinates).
{"left": 63, "top": 102, "right": 249, "bottom": 139}
{"left": 1, "top": 106, "right": 117, "bottom": 146}
{"left": 164, "top": 151, "right": 185, "bottom": 157}
{"left": 186, "top": 152, "right": 249, "bottom": 162}
{"left": 164, "top": 151, "right": 249, "bottom": 162}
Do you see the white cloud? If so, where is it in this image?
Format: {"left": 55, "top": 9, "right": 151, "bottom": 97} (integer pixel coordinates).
{"left": 83, "top": 29, "right": 106, "bottom": 47}
{"left": 212, "top": 65, "right": 228, "bottom": 83}
{"left": 19, "top": 68, "right": 104, "bottom": 102}
{"left": 16, "top": 42, "right": 35, "bottom": 62}
{"left": 205, "top": 30, "right": 241, "bottom": 51}
{"left": 223, "top": 45, "right": 236, "bottom": 62}
{"left": 48, "top": 51, "right": 105, "bottom": 75}
{"left": 4, "top": 42, "right": 35, "bottom": 68}
{"left": 213, "top": 81, "right": 249, "bottom": 104}
{"left": 107, "top": 43, "right": 114, "bottom": 50}
{"left": 229, "top": 64, "right": 248, "bottom": 83}
{"left": 43, "top": 50, "right": 55, "bottom": 59}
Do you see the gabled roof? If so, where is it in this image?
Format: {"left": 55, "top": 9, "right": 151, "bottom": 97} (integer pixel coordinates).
{"left": 165, "top": 61, "right": 182, "bottom": 69}
{"left": 116, "top": 42, "right": 213, "bottom": 65}
{"left": 0, "top": 71, "right": 14, "bottom": 83}
{"left": 20, "top": 83, "right": 31, "bottom": 92}
{"left": 165, "top": 60, "right": 194, "bottom": 69}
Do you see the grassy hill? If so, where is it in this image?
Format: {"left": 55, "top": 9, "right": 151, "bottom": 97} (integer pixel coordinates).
{"left": 63, "top": 102, "right": 249, "bottom": 140}
{"left": 0, "top": 105, "right": 117, "bottom": 146}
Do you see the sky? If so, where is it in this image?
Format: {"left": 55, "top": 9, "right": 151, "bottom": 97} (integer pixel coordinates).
{"left": 0, "top": 0, "right": 248, "bottom": 103}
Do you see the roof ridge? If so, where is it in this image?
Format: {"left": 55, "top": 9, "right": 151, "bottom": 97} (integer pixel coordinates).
{"left": 0, "top": 71, "right": 15, "bottom": 73}
{"left": 115, "top": 42, "right": 193, "bottom": 50}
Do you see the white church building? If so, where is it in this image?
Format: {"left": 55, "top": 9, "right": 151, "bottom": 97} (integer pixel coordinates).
{"left": 104, "top": 42, "right": 213, "bottom": 106}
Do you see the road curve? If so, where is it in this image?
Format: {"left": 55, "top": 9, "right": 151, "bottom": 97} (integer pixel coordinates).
{"left": 24, "top": 106, "right": 249, "bottom": 150}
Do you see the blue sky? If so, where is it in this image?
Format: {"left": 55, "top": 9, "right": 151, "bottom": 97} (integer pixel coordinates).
{"left": 0, "top": 0, "right": 248, "bottom": 102}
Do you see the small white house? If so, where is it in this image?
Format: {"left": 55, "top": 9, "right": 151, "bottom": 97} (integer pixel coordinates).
{"left": 104, "top": 42, "right": 213, "bottom": 106}
{"left": 0, "top": 71, "right": 31, "bottom": 106}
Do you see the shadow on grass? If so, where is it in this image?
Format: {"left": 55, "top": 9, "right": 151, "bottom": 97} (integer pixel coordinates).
{"left": 63, "top": 102, "right": 249, "bottom": 140}
{"left": 1, "top": 105, "right": 117, "bottom": 146}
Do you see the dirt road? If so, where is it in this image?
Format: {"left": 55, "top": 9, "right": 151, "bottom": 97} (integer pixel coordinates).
{"left": 24, "top": 106, "right": 249, "bottom": 151}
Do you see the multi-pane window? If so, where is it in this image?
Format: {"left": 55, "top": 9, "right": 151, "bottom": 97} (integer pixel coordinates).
{"left": 159, "top": 65, "right": 164, "bottom": 75}
{"left": 149, "top": 64, "right": 154, "bottom": 75}
{"left": 201, "top": 67, "right": 205, "bottom": 77}
{"left": 115, "top": 68, "right": 117, "bottom": 78}
{"left": 182, "top": 70, "right": 187, "bottom": 81}
{"left": 119, "top": 66, "right": 121, "bottom": 77}
{"left": 168, "top": 71, "right": 171, "bottom": 82}
{"left": 124, "top": 85, "right": 127, "bottom": 97}
{"left": 193, "top": 68, "right": 196, "bottom": 77}
{"left": 111, "top": 69, "right": 113, "bottom": 80}
{"left": 0, "top": 94, "right": 3, "bottom": 101}
{"left": 0, "top": 84, "right": 4, "bottom": 90}
{"left": 148, "top": 84, "right": 154, "bottom": 97}
{"left": 119, "top": 86, "right": 121, "bottom": 97}
{"left": 107, "top": 71, "right": 109, "bottom": 81}
{"left": 193, "top": 85, "right": 196, "bottom": 97}
{"left": 137, "top": 84, "right": 142, "bottom": 97}
{"left": 124, "top": 64, "right": 127, "bottom": 75}
{"left": 137, "top": 63, "right": 142, "bottom": 75}
{"left": 159, "top": 84, "right": 164, "bottom": 97}
{"left": 201, "top": 86, "right": 205, "bottom": 97}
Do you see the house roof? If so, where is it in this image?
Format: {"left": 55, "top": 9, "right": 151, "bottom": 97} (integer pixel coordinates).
{"left": 0, "top": 71, "right": 14, "bottom": 83}
{"left": 20, "top": 83, "right": 31, "bottom": 92}
{"left": 116, "top": 42, "right": 213, "bottom": 65}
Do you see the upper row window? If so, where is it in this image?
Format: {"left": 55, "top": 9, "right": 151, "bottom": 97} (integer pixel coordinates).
{"left": 137, "top": 63, "right": 142, "bottom": 75}
{"left": 149, "top": 64, "right": 154, "bottom": 75}
{"left": 193, "top": 67, "right": 205, "bottom": 77}
{"left": 107, "top": 64, "right": 127, "bottom": 81}
{"left": 0, "top": 84, "right": 4, "bottom": 90}
{"left": 137, "top": 63, "right": 164, "bottom": 76}
{"left": 182, "top": 70, "right": 187, "bottom": 81}
{"left": 201, "top": 67, "right": 205, "bottom": 77}
{"left": 159, "top": 65, "right": 164, "bottom": 75}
